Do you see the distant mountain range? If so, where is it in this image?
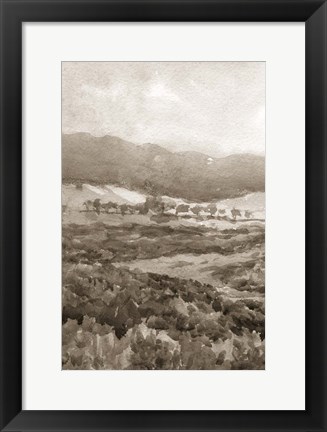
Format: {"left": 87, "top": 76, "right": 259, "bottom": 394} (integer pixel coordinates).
{"left": 62, "top": 133, "right": 265, "bottom": 201}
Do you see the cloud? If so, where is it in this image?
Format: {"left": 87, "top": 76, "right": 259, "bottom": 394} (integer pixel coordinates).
{"left": 146, "top": 82, "right": 180, "bottom": 102}
{"left": 81, "top": 83, "right": 125, "bottom": 102}
{"left": 62, "top": 62, "right": 265, "bottom": 157}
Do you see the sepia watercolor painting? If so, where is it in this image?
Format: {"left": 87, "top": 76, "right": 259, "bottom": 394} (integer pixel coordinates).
{"left": 62, "top": 62, "right": 265, "bottom": 370}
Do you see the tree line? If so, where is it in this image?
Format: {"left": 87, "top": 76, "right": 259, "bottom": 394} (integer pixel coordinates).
{"left": 79, "top": 196, "right": 254, "bottom": 220}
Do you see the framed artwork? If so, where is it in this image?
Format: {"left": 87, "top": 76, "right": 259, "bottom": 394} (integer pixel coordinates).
{"left": 0, "top": 0, "right": 326, "bottom": 431}
{"left": 61, "top": 60, "right": 266, "bottom": 371}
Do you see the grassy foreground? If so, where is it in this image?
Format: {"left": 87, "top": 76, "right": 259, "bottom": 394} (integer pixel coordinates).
{"left": 62, "top": 221, "right": 265, "bottom": 370}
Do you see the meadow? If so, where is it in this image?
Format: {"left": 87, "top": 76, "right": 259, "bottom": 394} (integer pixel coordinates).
{"left": 62, "top": 187, "right": 265, "bottom": 370}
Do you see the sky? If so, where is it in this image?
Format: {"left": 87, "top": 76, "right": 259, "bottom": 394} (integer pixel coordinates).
{"left": 62, "top": 62, "right": 265, "bottom": 158}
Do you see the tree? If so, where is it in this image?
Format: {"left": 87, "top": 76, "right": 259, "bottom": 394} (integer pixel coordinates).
{"left": 164, "top": 201, "right": 176, "bottom": 213}
{"left": 218, "top": 209, "right": 226, "bottom": 215}
{"left": 100, "top": 202, "right": 116, "bottom": 213}
{"left": 134, "top": 203, "right": 144, "bottom": 214}
{"left": 191, "top": 205, "right": 202, "bottom": 217}
{"left": 207, "top": 203, "right": 217, "bottom": 217}
{"left": 145, "top": 196, "right": 163, "bottom": 213}
{"left": 120, "top": 203, "right": 128, "bottom": 216}
{"left": 128, "top": 205, "right": 135, "bottom": 215}
{"left": 83, "top": 200, "right": 93, "bottom": 211}
{"left": 111, "top": 202, "right": 118, "bottom": 213}
{"left": 101, "top": 203, "right": 109, "bottom": 213}
{"left": 93, "top": 198, "right": 101, "bottom": 215}
{"left": 231, "top": 207, "right": 241, "bottom": 220}
{"left": 137, "top": 201, "right": 149, "bottom": 215}
{"left": 159, "top": 201, "right": 165, "bottom": 214}
{"left": 176, "top": 204, "right": 190, "bottom": 215}
{"left": 244, "top": 210, "right": 253, "bottom": 219}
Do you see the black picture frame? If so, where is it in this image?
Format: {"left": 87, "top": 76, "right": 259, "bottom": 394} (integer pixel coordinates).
{"left": 0, "top": 0, "right": 326, "bottom": 431}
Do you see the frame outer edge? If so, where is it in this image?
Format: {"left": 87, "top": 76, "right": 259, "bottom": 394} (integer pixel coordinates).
{"left": 305, "top": 1, "right": 327, "bottom": 431}
{"left": 0, "top": 0, "right": 327, "bottom": 431}
{"left": 0, "top": 0, "right": 23, "bottom": 430}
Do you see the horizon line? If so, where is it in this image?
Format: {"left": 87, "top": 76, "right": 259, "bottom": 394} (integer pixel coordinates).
{"left": 62, "top": 131, "right": 265, "bottom": 160}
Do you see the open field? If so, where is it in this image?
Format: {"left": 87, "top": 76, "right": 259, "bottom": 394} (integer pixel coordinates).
{"left": 62, "top": 195, "right": 265, "bottom": 370}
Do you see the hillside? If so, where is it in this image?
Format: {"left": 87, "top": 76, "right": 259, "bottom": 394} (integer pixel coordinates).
{"left": 62, "top": 133, "right": 265, "bottom": 201}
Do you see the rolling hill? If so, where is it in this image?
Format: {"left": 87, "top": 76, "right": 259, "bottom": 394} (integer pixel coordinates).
{"left": 62, "top": 133, "right": 264, "bottom": 201}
